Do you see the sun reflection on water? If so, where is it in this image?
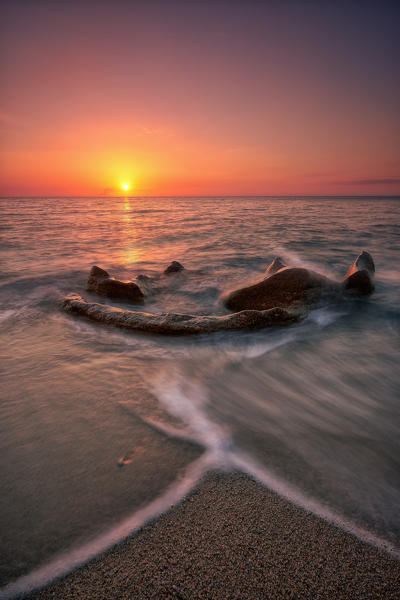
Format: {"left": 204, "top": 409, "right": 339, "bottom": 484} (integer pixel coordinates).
{"left": 120, "top": 198, "right": 142, "bottom": 265}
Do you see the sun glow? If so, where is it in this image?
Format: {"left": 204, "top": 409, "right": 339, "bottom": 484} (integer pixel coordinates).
{"left": 122, "top": 183, "right": 129, "bottom": 191}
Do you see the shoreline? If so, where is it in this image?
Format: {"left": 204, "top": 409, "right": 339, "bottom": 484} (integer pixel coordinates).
{"left": 23, "top": 471, "right": 400, "bottom": 599}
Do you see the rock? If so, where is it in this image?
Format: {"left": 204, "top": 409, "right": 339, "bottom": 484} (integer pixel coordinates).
{"left": 87, "top": 265, "right": 144, "bottom": 303}
{"left": 62, "top": 293, "right": 300, "bottom": 335}
{"left": 265, "top": 257, "right": 287, "bottom": 276}
{"left": 223, "top": 267, "right": 341, "bottom": 312}
{"left": 135, "top": 274, "right": 156, "bottom": 294}
{"left": 64, "top": 252, "right": 375, "bottom": 335}
{"left": 89, "top": 265, "right": 109, "bottom": 279}
{"left": 164, "top": 261, "right": 184, "bottom": 275}
{"left": 223, "top": 252, "right": 375, "bottom": 311}
{"left": 343, "top": 270, "right": 374, "bottom": 295}
{"left": 345, "top": 250, "right": 375, "bottom": 278}
{"left": 136, "top": 274, "right": 152, "bottom": 283}
{"left": 117, "top": 450, "right": 134, "bottom": 467}
{"left": 343, "top": 251, "right": 375, "bottom": 295}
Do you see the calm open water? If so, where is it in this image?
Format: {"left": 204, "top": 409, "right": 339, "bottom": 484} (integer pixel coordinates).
{"left": 0, "top": 196, "right": 399, "bottom": 595}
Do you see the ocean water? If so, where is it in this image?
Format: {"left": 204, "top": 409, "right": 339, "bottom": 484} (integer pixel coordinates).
{"left": 0, "top": 196, "right": 399, "bottom": 596}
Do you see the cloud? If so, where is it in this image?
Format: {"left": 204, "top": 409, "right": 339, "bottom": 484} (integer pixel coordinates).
{"left": 333, "top": 177, "right": 400, "bottom": 185}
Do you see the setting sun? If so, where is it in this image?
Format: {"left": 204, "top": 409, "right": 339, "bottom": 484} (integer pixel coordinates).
{"left": 122, "top": 183, "right": 129, "bottom": 191}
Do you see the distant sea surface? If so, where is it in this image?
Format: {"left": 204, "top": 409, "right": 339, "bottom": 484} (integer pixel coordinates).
{"left": 1, "top": 196, "right": 399, "bottom": 594}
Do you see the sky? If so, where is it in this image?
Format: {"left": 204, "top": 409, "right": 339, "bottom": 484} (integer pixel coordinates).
{"left": 0, "top": 0, "right": 399, "bottom": 196}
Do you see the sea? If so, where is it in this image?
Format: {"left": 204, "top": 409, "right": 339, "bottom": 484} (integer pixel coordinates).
{"left": 0, "top": 196, "right": 399, "bottom": 596}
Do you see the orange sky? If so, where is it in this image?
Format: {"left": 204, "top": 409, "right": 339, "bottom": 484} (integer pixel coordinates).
{"left": 1, "top": 1, "right": 399, "bottom": 197}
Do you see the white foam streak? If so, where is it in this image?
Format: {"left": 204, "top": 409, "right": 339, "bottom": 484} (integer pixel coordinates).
{"left": 0, "top": 309, "right": 17, "bottom": 323}
{"left": 230, "top": 450, "right": 400, "bottom": 559}
{"left": 220, "top": 332, "right": 295, "bottom": 359}
{"left": 306, "top": 307, "right": 347, "bottom": 327}
{"left": 276, "top": 248, "right": 338, "bottom": 279}
{"left": 140, "top": 415, "right": 198, "bottom": 444}
{"left": 153, "top": 365, "right": 400, "bottom": 558}
{"left": 0, "top": 453, "right": 212, "bottom": 600}
{"left": 152, "top": 373, "right": 231, "bottom": 461}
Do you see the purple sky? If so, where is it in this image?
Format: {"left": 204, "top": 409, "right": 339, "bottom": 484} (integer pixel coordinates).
{"left": 1, "top": 0, "right": 399, "bottom": 195}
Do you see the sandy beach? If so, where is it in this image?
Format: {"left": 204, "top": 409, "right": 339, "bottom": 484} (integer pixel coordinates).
{"left": 27, "top": 472, "right": 400, "bottom": 600}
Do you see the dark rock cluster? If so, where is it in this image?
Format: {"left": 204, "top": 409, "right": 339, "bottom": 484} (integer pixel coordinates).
{"left": 87, "top": 266, "right": 144, "bottom": 303}
{"left": 164, "top": 261, "right": 185, "bottom": 275}
{"left": 61, "top": 252, "right": 375, "bottom": 335}
{"left": 223, "top": 251, "right": 375, "bottom": 312}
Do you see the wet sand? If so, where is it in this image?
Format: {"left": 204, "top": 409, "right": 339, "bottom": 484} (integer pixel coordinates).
{"left": 27, "top": 471, "right": 400, "bottom": 600}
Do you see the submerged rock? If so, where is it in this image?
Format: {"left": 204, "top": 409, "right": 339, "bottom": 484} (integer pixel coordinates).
{"left": 164, "top": 261, "right": 184, "bottom": 275}
{"left": 223, "top": 251, "right": 375, "bottom": 312}
{"left": 135, "top": 274, "right": 157, "bottom": 295}
{"left": 136, "top": 274, "right": 153, "bottom": 283}
{"left": 62, "top": 293, "right": 299, "bottom": 335}
{"left": 87, "top": 266, "right": 144, "bottom": 303}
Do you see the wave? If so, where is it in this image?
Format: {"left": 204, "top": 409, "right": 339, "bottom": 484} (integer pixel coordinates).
{"left": 150, "top": 356, "right": 400, "bottom": 558}
{"left": 275, "top": 247, "right": 340, "bottom": 280}
{"left": 377, "top": 269, "right": 400, "bottom": 283}
{"left": 0, "top": 271, "right": 84, "bottom": 294}
{"left": 0, "top": 454, "right": 213, "bottom": 600}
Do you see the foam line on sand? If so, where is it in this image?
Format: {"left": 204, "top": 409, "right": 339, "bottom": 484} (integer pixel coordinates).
{"left": 25, "top": 472, "right": 400, "bottom": 599}
{"left": 0, "top": 455, "right": 212, "bottom": 600}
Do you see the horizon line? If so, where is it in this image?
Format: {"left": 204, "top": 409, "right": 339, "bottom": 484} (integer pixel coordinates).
{"left": 1, "top": 194, "right": 400, "bottom": 199}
